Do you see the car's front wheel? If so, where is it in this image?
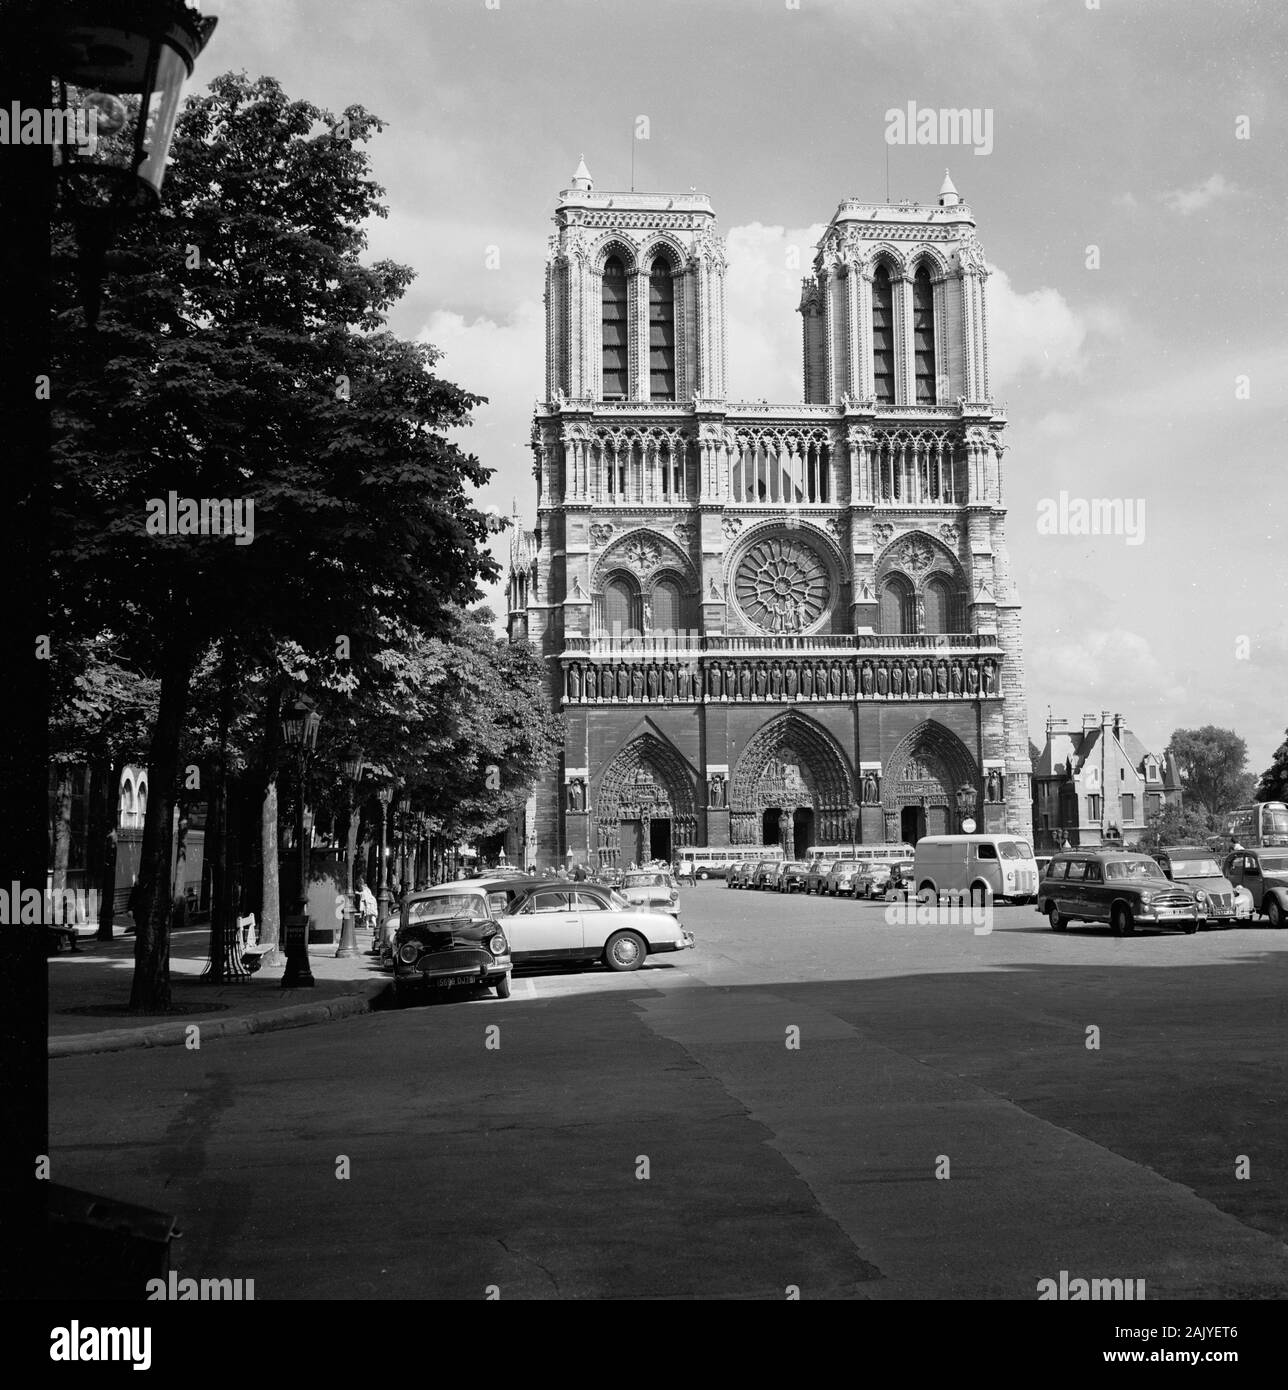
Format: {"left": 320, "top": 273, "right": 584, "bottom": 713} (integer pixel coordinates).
{"left": 603, "top": 929, "right": 647, "bottom": 972}
{"left": 493, "top": 973, "right": 511, "bottom": 999}
{"left": 1047, "top": 904, "right": 1066, "bottom": 932}
{"left": 1266, "top": 898, "right": 1285, "bottom": 929}
{"left": 1111, "top": 905, "right": 1135, "bottom": 937}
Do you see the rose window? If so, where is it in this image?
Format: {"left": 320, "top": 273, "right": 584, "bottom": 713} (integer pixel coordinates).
{"left": 734, "top": 536, "right": 830, "bottom": 633}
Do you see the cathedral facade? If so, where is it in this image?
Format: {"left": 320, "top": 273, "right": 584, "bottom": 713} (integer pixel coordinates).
{"left": 505, "top": 159, "right": 1032, "bottom": 869}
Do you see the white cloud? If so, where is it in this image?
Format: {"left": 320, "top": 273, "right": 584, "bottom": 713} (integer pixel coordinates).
{"left": 985, "top": 265, "right": 1106, "bottom": 386}
{"left": 1162, "top": 173, "right": 1235, "bottom": 216}
{"left": 723, "top": 222, "right": 826, "bottom": 401}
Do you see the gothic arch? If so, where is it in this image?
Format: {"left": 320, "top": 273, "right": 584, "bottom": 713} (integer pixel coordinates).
{"left": 906, "top": 244, "right": 951, "bottom": 282}
{"left": 881, "top": 720, "right": 980, "bottom": 837}
{"left": 591, "top": 527, "right": 698, "bottom": 593}
{"left": 639, "top": 233, "right": 685, "bottom": 273}
{"left": 728, "top": 712, "right": 854, "bottom": 845}
{"left": 868, "top": 244, "right": 906, "bottom": 278}
{"left": 593, "top": 730, "right": 699, "bottom": 866}
{"left": 590, "top": 234, "right": 639, "bottom": 275}
{"left": 874, "top": 529, "right": 966, "bottom": 588}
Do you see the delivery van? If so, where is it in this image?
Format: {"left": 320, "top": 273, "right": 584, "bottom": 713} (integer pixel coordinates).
{"left": 913, "top": 834, "right": 1039, "bottom": 905}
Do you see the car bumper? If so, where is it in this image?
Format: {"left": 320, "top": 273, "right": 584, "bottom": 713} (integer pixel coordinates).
{"left": 396, "top": 948, "right": 510, "bottom": 985}
{"left": 654, "top": 930, "right": 695, "bottom": 952}
{"left": 1135, "top": 910, "right": 1199, "bottom": 925}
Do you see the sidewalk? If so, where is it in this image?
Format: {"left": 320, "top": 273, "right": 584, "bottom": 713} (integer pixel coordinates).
{"left": 48, "top": 921, "right": 392, "bottom": 1058}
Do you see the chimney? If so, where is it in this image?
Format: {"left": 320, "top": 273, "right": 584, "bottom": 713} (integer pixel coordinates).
{"left": 1082, "top": 713, "right": 1097, "bottom": 732}
{"left": 1113, "top": 712, "right": 1123, "bottom": 738}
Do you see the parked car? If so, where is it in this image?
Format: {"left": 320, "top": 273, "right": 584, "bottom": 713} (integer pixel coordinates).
{"left": 619, "top": 869, "right": 681, "bottom": 917}
{"left": 752, "top": 861, "right": 781, "bottom": 890}
{"left": 1222, "top": 849, "right": 1288, "bottom": 928}
{"left": 391, "top": 885, "right": 514, "bottom": 1005}
{"left": 883, "top": 860, "right": 917, "bottom": 900}
{"left": 778, "top": 861, "right": 810, "bottom": 893}
{"left": 501, "top": 880, "right": 694, "bottom": 971}
{"left": 1151, "top": 846, "right": 1250, "bottom": 926}
{"left": 824, "top": 860, "right": 861, "bottom": 897}
{"left": 854, "top": 862, "right": 893, "bottom": 899}
{"left": 804, "top": 859, "right": 835, "bottom": 895}
{"left": 1037, "top": 851, "right": 1200, "bottom": 935}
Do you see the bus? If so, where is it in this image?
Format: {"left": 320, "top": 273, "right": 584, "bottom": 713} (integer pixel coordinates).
{"left": 807, "top": 843, "right": 915, "bottom": 868}
{"left": 675, "top": 845, "right": 784, "bottom": 881}
{"left": 1226, "top": 802, "right": 1288, "bottom": 849}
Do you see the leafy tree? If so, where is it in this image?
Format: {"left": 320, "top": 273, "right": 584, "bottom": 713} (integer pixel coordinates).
{"left": 51, "top": 74, "right": 498, "bottom": 1010}
{"left": 1165, "top": 727, "right": 1250, "bottom": 819}
{"left": 1137, "top": 802, "right": 1217, "bottom": 853}
{"left": 1255, "top": 729, "right": 1288, "bottom": 803}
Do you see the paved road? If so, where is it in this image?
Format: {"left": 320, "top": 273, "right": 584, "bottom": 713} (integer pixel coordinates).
{"left": 49, "top": 884, "right": 1288, "bottom": 1299}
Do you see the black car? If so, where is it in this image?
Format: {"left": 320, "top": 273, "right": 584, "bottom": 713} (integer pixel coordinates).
{"left": 1037, "top": 850, "right": 1199, "bottom": 935}
{"left": 392, "top": 884, "right": 513, "bottom": 1004}
{"left": 778, "top": 861, "right": 810, "bottom": 893}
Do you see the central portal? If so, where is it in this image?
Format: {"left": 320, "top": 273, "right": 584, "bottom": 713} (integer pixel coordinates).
{"left": 649, "top": 819, "right": 672, "bottom": 863}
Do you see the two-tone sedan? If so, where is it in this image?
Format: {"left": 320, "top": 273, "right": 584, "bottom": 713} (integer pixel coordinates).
{"left": 391, "top": 885, "right": 514, "bottom": 1005}
{"left": 824, "top": 860, "right": 861, "bottom": 897}
{"left": 502, "top": 880, "right": 694, "bottom": 972}
{"left": 619, "top": 869, "right": 682, "bottom": 918}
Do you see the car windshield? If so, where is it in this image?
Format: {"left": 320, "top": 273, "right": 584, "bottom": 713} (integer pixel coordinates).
{"left": 608, "top": 889, "right": 630, "bottom": 908}
{"left": 998, "top": 840, "right": 1034, "bottom": 860}
{"left": 407, "top": 894, "right": 485, "bottom": 922}
{"left": 1169, "top": 858, "right": 1222, "bottom": 877}
{"left": 1267, "top": 811, "right": 1288, "bottom": 834}
{"left": 785, "top": 862, "right": 806, "bottom": 871}
{"left": 623, "top": 873, "right": 664, "bottom": 886}
{"left": 1259, "top": 854, "right": 1288, "bottom": 873}
{"left": 1104, "top": 859, "right": 1167, "bottom": 881}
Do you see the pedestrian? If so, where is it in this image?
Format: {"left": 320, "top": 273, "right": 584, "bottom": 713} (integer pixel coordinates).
{"left": 357, "top": 877, "right": 377, "bottom": 935}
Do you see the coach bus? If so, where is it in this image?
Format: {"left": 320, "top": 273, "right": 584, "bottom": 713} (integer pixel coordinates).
{"left": 674, "top": 845, "right": 784, "bottom": 880}
{"left": 1226, "top": 801, "right": 1288, "bottom": 848}
{"left": 806, "top": 842, "right": 915, "bottom": 868}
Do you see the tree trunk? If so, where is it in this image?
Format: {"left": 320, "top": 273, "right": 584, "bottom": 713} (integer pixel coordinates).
{"left": 259, "top": 774, "right": 281, "bottom": 957}
{"left": 50, "top": 764, "right": 74, "bottom": 892}
{"left": 128, "top": 645, "right": 194, "bottom": 1014}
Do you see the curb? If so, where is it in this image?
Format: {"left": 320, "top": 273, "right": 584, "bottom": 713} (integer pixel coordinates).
{"left": 49, "top": 980, "right": 391, "bottom": 1058}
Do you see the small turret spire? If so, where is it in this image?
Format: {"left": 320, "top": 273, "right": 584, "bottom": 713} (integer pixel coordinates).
{"left": 938, "top": 169, "right": 959, "bottom": 207}
{"left": 571, "top": 155, "right": 593, "bottom": 192}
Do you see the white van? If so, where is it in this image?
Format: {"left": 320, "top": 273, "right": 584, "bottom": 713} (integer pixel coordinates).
{"left": 913, "top": 835, "right": 1039, "bottom": 905}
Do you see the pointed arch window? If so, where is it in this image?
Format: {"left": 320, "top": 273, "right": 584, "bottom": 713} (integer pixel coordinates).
{"left": 912, "top": 264, "right": 936, "bottom": 404}
{"left": 878, "top": 573, "right": 916, "bottom": 634}
{"left": 872, "top": 263, "right": 895, "bottom": 404}
{"left": 601, "top": 571, "right": 642, "bottom": 639}
{"left": 602, "top": 256, "right": 628, "bottom": 400}
{"left": 923, "top": 575, "right": 965, "bottom": 634}
{"left": 649, "top": 261, "right": 676, "bottom": 401}
{"left": 650, "top": 573, "right": 685, "bottom": 635}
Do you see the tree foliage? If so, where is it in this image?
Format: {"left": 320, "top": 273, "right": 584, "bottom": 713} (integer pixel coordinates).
{"left": 1164, "top": 726, "right": 1250, "bottom": 818}
{"left": 1255, "top": 729, "right": 1288, "bottom": 803}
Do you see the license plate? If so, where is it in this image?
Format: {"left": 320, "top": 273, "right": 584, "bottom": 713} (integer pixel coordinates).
{"left": 433, "top": 973, "right": 475, "bottom": 988}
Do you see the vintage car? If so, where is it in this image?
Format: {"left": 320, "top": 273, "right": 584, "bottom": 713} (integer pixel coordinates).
{"left": 391, "top": 885, "right": 513, "bottom": 1005}
{"left": 1222, "top": 849, "right": 1288, "bottom": 929}
{"left": 752, "top": 860, "right": 782, "bottom": 891}
{"left": 883, "top": 861, "right": 917, "bottom": 900}
{"left": 1151, "top": 846, "right": 1251, "bottom": 926}
{"left": 777, "top": 861, "right": 811, "bottom": 893}
{"left": 855, "top": 862, "right": 893, "bottom": 899}
{"left": 619, "top": 869, "right": 681, "bottom": 917}
{"left": 1037, "top": 850, "right": 1200, "bottom": 935}
{"left": 500, "top": 880, "right": 693, "bottom": 971}
{"left": 824, "top": 860, "right": 861, "bottom": 897}
{"left": 803, "top": 859, "right": 835, "bottom": 895}
{"left": 730, "top": 861, "right": 761, "bottom": 889}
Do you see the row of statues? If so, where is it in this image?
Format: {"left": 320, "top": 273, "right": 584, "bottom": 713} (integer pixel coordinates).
{"left": 565, "top": 657, "right": 999, "bottom": 702}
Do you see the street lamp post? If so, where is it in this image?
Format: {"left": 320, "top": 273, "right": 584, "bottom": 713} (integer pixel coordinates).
{"left": 374, "top": 784, "right": 392, "bottom": 955}
{"left": 280, "top": 694, "right": 320, "bottom": 989}
{"left": 335, "top": 742, "right": 364, "bottom": 960}
{"left": 50, "top": 1, "right": 219, "bottom": 325}
{"left": 414, "top": 812, "right": 429, "bottom": 890}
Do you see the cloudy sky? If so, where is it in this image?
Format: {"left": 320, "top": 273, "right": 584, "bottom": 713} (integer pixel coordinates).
{"left": 203, "top": 0, "right": 1286, "bottom": 774}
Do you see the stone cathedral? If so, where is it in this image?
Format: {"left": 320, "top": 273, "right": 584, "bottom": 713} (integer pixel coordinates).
{"left": 504, "top": 158, "right": 1032, "bottom": 870}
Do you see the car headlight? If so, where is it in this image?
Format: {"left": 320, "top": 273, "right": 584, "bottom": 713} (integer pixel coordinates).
{"left": 488, "top": 932, "right": 508, "bottom": 956}
{"left": 397, "top": 941, "right": 421, "bottom": 964}
{"left": 1195, "top": 891, "right": 1209, "bottom": 909}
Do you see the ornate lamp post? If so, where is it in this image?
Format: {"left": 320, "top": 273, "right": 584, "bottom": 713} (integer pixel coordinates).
{"left": 335, "top": 742, "right": 365, "bottom": 959}
{"left": 280, "top": 694, "right": 320, "bottom": 988}
{"left": 373, "top": 783, "right": 393, "bottom": 955}
{"left": 49, "top": 1, "right": 219, "bottom": 324}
